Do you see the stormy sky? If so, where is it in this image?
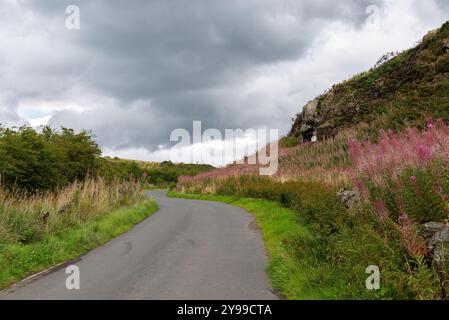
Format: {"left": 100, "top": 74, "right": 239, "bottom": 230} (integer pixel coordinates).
{"left": 1, "top": 0, "right": 449, "bottom": 164}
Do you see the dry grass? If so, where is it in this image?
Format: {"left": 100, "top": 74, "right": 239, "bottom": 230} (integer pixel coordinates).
{"left": 0, "top": 178, "right": 144, "bottom": 244}
{"left": 177, "top": 126, "right": 369, "bottom": 191}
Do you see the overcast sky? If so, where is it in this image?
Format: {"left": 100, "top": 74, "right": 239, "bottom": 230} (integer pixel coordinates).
{"left": 1, "top": 0, "right": 449, "bottom": 164}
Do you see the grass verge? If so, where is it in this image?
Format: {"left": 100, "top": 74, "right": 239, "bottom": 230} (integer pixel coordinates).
{"left": 0, "top": 199, "right": 158, "bottom": 290}
{"left": 168, "top": 191, "right": 318, "bottom": 300}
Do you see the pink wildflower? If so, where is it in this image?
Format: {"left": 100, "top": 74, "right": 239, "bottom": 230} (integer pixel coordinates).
{"left": 398, "top": 214, "right": 427, "bottom": 257}
{"left": 373, "top": 199, "right": 389, "bottom": 222}
{"left": 416, "top": 145, "right": 432, "bottom": 163}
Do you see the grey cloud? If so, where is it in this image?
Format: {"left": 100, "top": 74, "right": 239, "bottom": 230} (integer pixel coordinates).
{"left": 0, "top": 106, "right": 27, "bottom": 128}
{"left": 23, "top": 0, "right": 383, "bottom": 101}
{"left": 3, "top": 0, "right": 446, "bottom": 157}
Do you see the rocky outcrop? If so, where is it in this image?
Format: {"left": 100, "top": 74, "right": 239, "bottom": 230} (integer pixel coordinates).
{"left": 420, "top": 222, "right": 449, "bottom": 272}
{"left": 420, "top": 222, "right": 447, "bottom": 242}
{"left": 423, "top": 29, "right": 439, "bottom": 42}
{"left": 289, "top": 98, "right": 320, "bottom": 142}
{"left": 428, "top": 227, "right": 449, "bottom": 272}
{"left": 336, "top": 189, "right": 360, "bottom": 208}
{"left": 288, "top": 21, "right": 449, "bottom": 143}
{"left": 443, "top": 40, "right": 449, "bottom": 53}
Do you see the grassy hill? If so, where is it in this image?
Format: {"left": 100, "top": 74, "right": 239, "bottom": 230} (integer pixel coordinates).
{"left": 99, "top": 157, "right": 214, "bottom": 188}
{"left": 176, "top": 21, "right": 449, "bottom": 299}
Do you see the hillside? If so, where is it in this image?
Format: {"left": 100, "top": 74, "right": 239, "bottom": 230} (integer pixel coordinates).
{"left": 0, "top": 125, "right": 215, "bottom": 191}
{"left": 176, "top": 21, "right": 449, "bottom": 300}
{"left": 290, "top": 21, "right": 449, "bottom": 142}
{"left": 100, "top": 157, "right": 215, "bottom": 187}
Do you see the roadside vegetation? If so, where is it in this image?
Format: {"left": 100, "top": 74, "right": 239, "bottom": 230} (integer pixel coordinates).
{"left": 176, "top": 122, "right": 449, "bottom": 299}
{"left": 169, "top": 192, "right": 318, "bottom": 299}
{"left": 0, "top": 178, "right": 144, "bottom": 245}
{"left": 0, "top": 123, "right": 214, "bottom": 289}
{"left": 175, "top": 22, "right": 449, "bottom": 299}
{"left": 0, "top": 125, "right": 214, "bottom": 192}
{"left": 99, "top": 157, "right": 214, "bottom": 189}
{"left": 0, "top": 189, "right": 157, "bottom": 289}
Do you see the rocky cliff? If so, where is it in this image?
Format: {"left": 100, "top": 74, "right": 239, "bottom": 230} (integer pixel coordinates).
{"left": 289, "top": 21, "right": 449, "bottom": 142}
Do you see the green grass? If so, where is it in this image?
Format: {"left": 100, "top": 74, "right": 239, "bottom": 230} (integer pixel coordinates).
{"left": 0, "top": 199, "right": 158, "bottom": 290}
{"left": 168, "top": 191, "right": 327, "bottom": 299}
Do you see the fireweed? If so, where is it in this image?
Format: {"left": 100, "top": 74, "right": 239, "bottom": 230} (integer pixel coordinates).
{"left": 175, "top": 122, "right": 449, "bottom": 298}
{"left": 348, "top": 120, "right": 449, "bottom": 185}
{"left": 349, "top": 121, "right": 449, "bottom": 258}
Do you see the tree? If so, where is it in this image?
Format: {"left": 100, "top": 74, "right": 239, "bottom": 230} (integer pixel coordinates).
{"left": 0, "top": 126, "right": 101, "bottom": 191}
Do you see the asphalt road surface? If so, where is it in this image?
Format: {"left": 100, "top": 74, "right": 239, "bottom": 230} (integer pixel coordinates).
{"left": 0, "top": 190, "right": 278, "bottom": 300}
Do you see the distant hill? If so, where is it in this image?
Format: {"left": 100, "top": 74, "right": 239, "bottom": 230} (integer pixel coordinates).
{"left": 100, "top": 157, "right": 215, "bottom": 187}
{"left": 104, "top": 157, "right": 215, "bottom": 173}
{"left": 289, "top": 21, "right": 449, "bottom": 142}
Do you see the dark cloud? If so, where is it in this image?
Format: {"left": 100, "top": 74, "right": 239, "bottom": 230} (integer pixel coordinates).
{"left": 1, "top": 0, "right": 447, "bottom": 158}
{"left": 23, "top": 0, "right": 382, "bottom": 101}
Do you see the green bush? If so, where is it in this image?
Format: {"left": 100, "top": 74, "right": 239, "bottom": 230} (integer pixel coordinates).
{"left": 97, "top": 158, "right": 214, "bottom": 187}
{"left": 279, "top": 136, "right": 300, "bottom": 148}
{"left": 0, "top": 126, "right": 214, "bottom": 192}
{"left": 0, "top": 126, "right": 100, "bottom": 191}
{"left": 216, "top": 178, "right": 345, "bottom": 234}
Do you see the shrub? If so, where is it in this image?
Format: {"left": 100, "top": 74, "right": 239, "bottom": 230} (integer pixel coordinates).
{"left": 0, "top": 126, "right": 100, "bottom": 191}
{"left": 279, "top": 136, "right": 300, "bottom": 148}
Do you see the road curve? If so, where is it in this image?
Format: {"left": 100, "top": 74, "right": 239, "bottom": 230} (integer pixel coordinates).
{"left": 0, "top": 190, "right": 278, "bottom": 300}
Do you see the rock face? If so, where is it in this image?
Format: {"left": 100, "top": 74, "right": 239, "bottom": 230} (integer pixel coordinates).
{"left": 288, "top": 21, "right": 449, "bottom": 143}
{"left": 420, "top": 222, "right": 447, "bottom": 242}
{"left": 336, "top": 189, "right": 360, "bottom": 208}
{"left": 423, "top": 29, "right": 439, "bottom": 42}
{"left": 420, "top": 222, "right": 449, "bottom": 272}
{"left": 443, "top": 40, "right": 449, "bottom": 53}
{"left": 290, "top": 98, "right": 320, "bottom": 142}
{"left": 428, "top": 227, "right": 449, "bottom": 272}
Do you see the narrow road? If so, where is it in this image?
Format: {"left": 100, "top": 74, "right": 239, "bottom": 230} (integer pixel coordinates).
{"left": 0, "top": 190, "right": 277, "bottom": 300}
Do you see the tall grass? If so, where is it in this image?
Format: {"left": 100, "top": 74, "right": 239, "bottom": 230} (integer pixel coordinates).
{"left": 175, "top": 121, "right": 449, "bottom": 299}
{"left": 277, "top": 128, "right": 360, "bottom": 184}
{"left": 178, "top": 126, "right": 369, "bottom": 189}
{"left": 0, "top": 178, "right": 144, "bottom": 245}
{"left": 173, "top": 177, "right": 444, "bottom": 299}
